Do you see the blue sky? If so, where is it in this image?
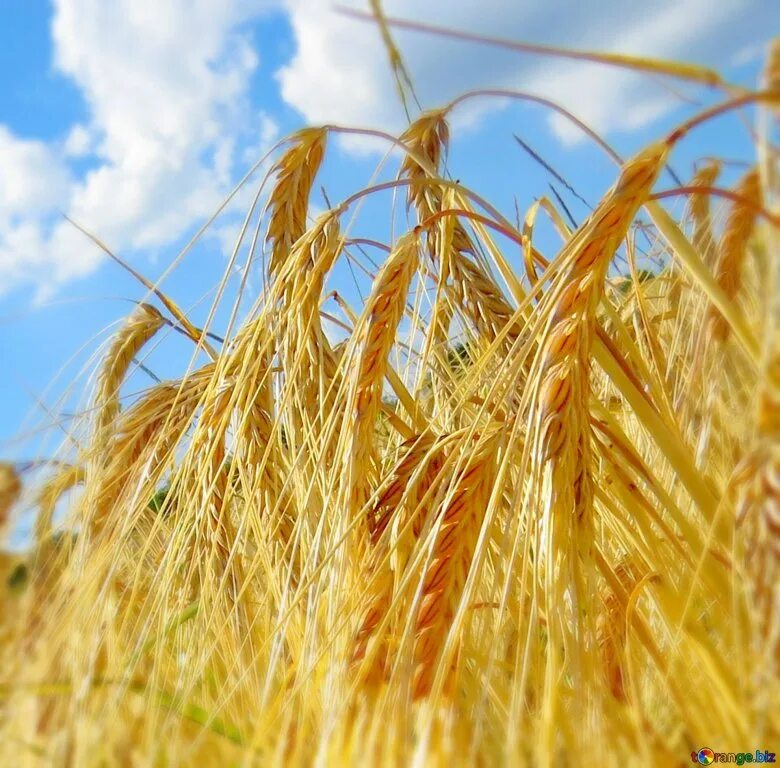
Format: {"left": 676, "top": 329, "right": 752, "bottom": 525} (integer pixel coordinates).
{"left": 0, "top": 0, "right": 777, "bottom": 482}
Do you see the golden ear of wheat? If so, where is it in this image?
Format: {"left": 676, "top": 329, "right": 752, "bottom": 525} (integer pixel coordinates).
{"left": 689, "top": 161, "right": 721, "bottom": 266}
{"left": 737, "top": 347, "right": 780, "bottom": 646}
{"left": 369, "top": 432, "right": 440, "bottom": 544}
{"left": 35, "top": 464, "right": 85, "bottom": 543}
{"left": 89, "top": 366, "right": 212, "bottom": 535}
{"left": 348, "top": 232, "right": 420, "bottom": 525}
{"left": 705, "top": 168, "right": 762, "bottom": 342}
{"left": 400, "top": 110, "right": 449, "bottom": 226}
{"left": 0, "top": 463, "right": 21, "bottom": 529}
{"left": 736, "top": 443, "right": 780, "bottom": 646}
{"left": 596, "top": 558, "right": 645, "bottom": 701}
{"left": 96, "top": 303, "right": 165, "bottom": 435}
{"left": 399, "top": 112, "right": 524, "bottom": 358}
{"left": 764, "top": 37, "right": 780, "bottom": 95}
{"left": 449, "top": 253, "right": 521, "bottom": 347}
{"left": 265, "top": 127, "right": 327, "bottom": 278}
{"left": 278, "top": 212, "right": 343, "bottom": 438}
{"left": 412, "top": 432, "right": 498, "bottom": 699}
{"left": 350, "top": 433, "right": 444, "bottom": 687}
{"left": 197, "top": 379, "right": 242, "bottom": 591}
{"left": 535, "top": 140, "right": 670, "bottom": 520}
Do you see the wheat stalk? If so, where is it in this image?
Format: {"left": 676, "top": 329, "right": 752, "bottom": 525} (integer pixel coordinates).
{"left": 527, "top": 141, "right": 669, "bottom": 746}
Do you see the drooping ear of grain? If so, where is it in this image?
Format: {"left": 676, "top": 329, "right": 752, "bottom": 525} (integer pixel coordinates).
{"left": 265, "top": 127, "right": 327, "bottom": 279}
{"left": 351, "top": 433, "right": 444, "bottom": 686}
{"left": 689, "top": 161, "right": 721, "bottom": 267}
{"left": 412, "top": 432, "right": 498, "bottom": 699}
{"left": 448, "top": 252, "right": 522, "bottom": 348}
{"left": 347, "top": 232, "right": 420, "bottom": 527}
{"left": 596, "top": 558, "right": 644, "bottom": 701}
{"left": 737, "top": 443, "right": 780, "bottom": 645}
{"left": 737, "top": 346, "right": 780, "bottom": 652}
{"left": 399, "top": 111, "right": 524, "bottom": 363}
{"left": 535, "top": 139, "right": 670, "bottom": 522}
{"left": 705, "top": 168, "right": 762, "bottom": 342}
{"left": 95, "top": 303, "right": 165, "bottom": 437}
{"left": 400, "top": 110, "right": 449, "bottom": 221}
{"left": 0, "top": 463, "right": 21, "bottom": 530}
{"left": 88, "top": 366, "right": 212, "bottom": 535}
{"left": 529, "top": 140, "right": 669, "bottom": 739}
{"left": 369, "top": 432, "right": 440, "bottom": 544}
{"left": 277, "top": 212, "right": 343, "bottom": 444}
{"left": 764, "top": 37, "right": 780, "bottom": 97}
{"left": 35, "top": 464, "right": 85, "bottom": 543}
{"left": 194, "top": 378, "right": 245, "bottom": 601}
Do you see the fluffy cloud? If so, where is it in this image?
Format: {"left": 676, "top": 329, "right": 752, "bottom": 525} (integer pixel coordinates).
{"left": 0, "top": 128, "right": 72, "bottom": 284}
{"left": 278, "top": 0, "right": 776, "bottom": 144}
{"left": 0, "top": 0, "right": 276, "bottom": 297}
{"left": 1, "top": 0, "right": 776, "bottom": 296}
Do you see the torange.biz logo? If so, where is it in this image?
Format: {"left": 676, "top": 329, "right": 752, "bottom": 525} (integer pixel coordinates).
{"left": 692, "top": 747, "right": 776, "bottom": 765}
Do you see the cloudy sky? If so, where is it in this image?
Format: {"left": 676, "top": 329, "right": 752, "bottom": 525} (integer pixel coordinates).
{"left": 0, "top": 0, "right": 776, "bottom": 470}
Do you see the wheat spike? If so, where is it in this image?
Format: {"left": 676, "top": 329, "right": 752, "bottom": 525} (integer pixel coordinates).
{"left": 265, "top": 127, "right": 327, "bottom": 278}
{"left": 597, "top": 558, "right": 645, "bottom": 701}
{"left": 400, "top": 110, "right": 449, "bottom": 216}
{"left": 535, "top": 139, "right": 670, "bottom": 517}
{"left": 738, "top": 349, "right": 780, "bottom": 648}
{"left": 279, "top": 212, "right": 343, "bottom": 441}
{"left": 347, "top": 232, "right": 420, "bottom": 525}
{"left": 351, "top": 433, "right": 445, "bottom": 685}
{"left": 764, "top": 37, "right": 780, "bottom": 95}
{"left": 529, "top": 140, "right": 669, "bottom": 740}
{"left": 95, "top": 303, "right": 165, "bottom": 436}
{"left": 197, "top": 378, "right": 243, "bottom": 597}
{"left": 35, "top": 464, "right": 85, "bottom": 543}
{"left": 0, "top": 463, "right": 21, "bottom": 530}
{"left": 705, "top": 168, "right": 762, "bottom": 342}
{"left": 412, "top": 432, "right": 498, "bottom": 699}
{"left": 689, "top": 161, "right": 721, "bottom": 266}
{"left": 449, "top": 253, "right": 522, "bottom": 347}
{"left": 369, "top": 432, "right": 441, "bottom": 543}
{"left": 90, "top": 367, "right": 212, "bottom": 535}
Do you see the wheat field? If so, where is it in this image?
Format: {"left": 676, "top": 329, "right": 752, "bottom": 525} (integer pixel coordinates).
{"left": 0, "top": 22, "right": 779, "bottom": 768}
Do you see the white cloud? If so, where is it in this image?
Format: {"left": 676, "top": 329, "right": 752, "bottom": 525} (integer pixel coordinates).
{"left": 0, "top": 0, "right": 275, "bottom": 297}
{"left": 0, "top": 128, "right": 73, "bottom": 286}
{"left": 0, "top": 128, "right": 71, "bottom": 220}
{"left": 277, "top": 0, "right": 776, "bottom": 146}
{"left": 63, "top": 124, "right": 94, "bottom": 157}
{"left": 1, "top": 0, "right": 777, "bottom": 296}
